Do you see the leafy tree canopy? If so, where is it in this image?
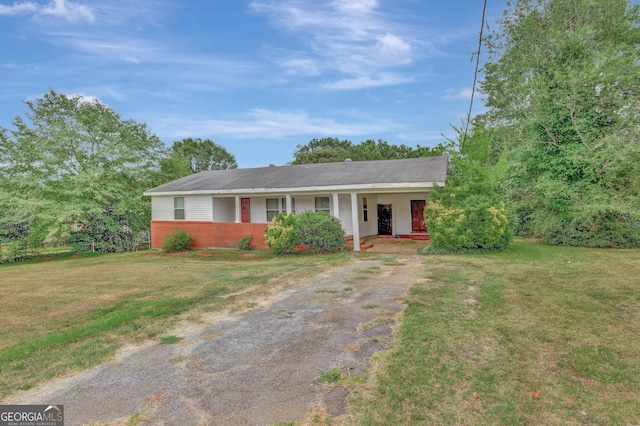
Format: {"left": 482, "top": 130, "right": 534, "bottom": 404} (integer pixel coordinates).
{"left": 423, "top": 120, "right": 512, "bottom": 253}
{"left": 0, "top": 89, "right": 166, "bottom": 249}
{"left": 481, "top": 0, "right": 640, "bottom": 247}
{"left": 291, "top": 137, "right": 451, "bottom": 164}
{"left": 169, "top": 138, "right": 238, "bottom": 173}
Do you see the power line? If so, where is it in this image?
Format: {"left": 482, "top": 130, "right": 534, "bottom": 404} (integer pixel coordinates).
{"left": 461, "top": 0, "right": 488, "bottom": 153}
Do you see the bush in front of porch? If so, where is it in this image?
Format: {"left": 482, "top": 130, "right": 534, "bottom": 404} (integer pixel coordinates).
{"left": 264, "top": 211, "right": 346, "bottom": 254}
{"left": 265, "top": 213, "right": 299, "bottom": 255}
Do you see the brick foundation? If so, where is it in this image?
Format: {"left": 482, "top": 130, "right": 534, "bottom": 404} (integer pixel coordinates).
{"left": 150, "top": 220, "right": 269, "bottom": 250}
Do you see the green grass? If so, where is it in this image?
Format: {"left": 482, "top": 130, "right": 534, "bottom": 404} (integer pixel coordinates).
{"left": 318, "top": 367, "right": 343, "bottom": 384}
{"left": 347, "top": 238, "right": 640, "bottom": 425}
{"left": 357, "top": 266, "right": 382, "bottom": 275}
{"left": 5, "top": 239, "right": 640, "bottom": 425}
{"left": 317, "top": 365, "right": 366, "bottom": 390}
{"left": 159, "top": 335, "right": 183, "bottom": 344}
{"left": 0, "top": 249, "right": 351, "bottom": 399}
{"left": 125, "top": 411, "right": 150, "bottom": 426}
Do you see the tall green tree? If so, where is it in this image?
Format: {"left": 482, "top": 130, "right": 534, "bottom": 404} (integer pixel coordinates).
{"left": 291, "top": 138, "right": 451, "bottom": 164}
{"left": 291, "top": 137, "right": 354, "bottom": 164}
{"left": 481, "top": 0, "right": 640, "bottom": 247}
{"left": 0, "top": 89, "right": 166, "bottom": 251}
{"left": 169, "top": 138, "right": 237, "bottom": 173}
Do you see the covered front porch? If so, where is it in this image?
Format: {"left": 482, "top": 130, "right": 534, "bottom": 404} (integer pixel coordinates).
{"left": 150, "top": 190, "right": 430, "bottom": 251}
{"left": 209, "top": 191, "right": 429, "bottom": 251}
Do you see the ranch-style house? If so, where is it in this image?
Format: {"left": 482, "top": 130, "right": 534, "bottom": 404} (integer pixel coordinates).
{"left": 143, "top": 156, "right": 448, "bottom": 251}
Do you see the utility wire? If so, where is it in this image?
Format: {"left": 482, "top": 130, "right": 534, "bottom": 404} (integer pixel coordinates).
{"left": 461, "top": 0, "right": 488, "bottom": 153}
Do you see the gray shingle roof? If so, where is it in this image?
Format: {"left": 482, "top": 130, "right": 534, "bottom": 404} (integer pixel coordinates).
{"left": 145, "top": 156, "right": 448, "bottom": 194}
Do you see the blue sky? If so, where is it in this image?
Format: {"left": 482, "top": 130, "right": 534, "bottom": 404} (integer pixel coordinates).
{"left": 0, "top": 0, "right": 507, "bottom": 168}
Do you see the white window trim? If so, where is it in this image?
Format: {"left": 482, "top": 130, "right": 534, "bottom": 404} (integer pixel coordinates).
{"left": 174, "top": 197, "right": 185, "bottom": 220}
{"left": 315, "top": 196, "right": 330, "bottom": 213}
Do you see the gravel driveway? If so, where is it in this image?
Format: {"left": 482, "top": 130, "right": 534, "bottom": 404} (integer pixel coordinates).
{"left": 7, "top": 242, "right": 425, "bottom": 425}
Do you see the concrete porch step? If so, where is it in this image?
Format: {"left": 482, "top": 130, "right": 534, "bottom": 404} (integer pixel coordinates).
{"left": 344, "top": 235, "right": 374, "bottom": 251}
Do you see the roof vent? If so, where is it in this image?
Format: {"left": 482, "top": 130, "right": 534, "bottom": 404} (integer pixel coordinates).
{"left": 344, "top": 158, "right": 352, "bottom": 162}
{"left": 269, "top": 164, "right": 276, "bottom": 167}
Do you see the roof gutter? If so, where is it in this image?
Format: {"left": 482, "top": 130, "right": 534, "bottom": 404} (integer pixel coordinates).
{"left": 143, "top": 181, "right": 445, "bottom": 197}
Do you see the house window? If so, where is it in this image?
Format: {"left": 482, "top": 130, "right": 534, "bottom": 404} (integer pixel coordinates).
{"left": 315, "top": 197, "right": 330, "bottom": 213}
{"left": 267, "top": 198, "right": 296, "bottom": 221}
{"left": 282, "top": 197, "right": 296, "bottom": 214}
{"left": 266, "top": 198, "right": 280, "bottom": 222}
{"left": 174, "top": 197, "right": 185, "bottom": 220}
{"left": 363, "top": 197, "right": 368, "bottom": 222}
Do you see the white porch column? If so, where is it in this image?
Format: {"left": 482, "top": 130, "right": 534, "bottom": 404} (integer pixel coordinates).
{"left": 286, "top": 194, "right": 292, "bottom": 214}
{"left": 235, "top": 196, "right": 241, "bottom": 223}
{"left": 350, "top": 192, "right": 361, "bottom": 251}
{"left": 332, "top": 192, "right": 340, "bottom": 218}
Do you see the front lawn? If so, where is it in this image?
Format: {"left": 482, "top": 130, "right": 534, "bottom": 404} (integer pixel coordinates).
{"left": 3, "top": 239, "right": 639, "bottom": 425}
{"left": 347, "top": 239, "right": 640, "bottom": 425}
{"left": 0, "top": 249, "right": 350, "bottom": 399}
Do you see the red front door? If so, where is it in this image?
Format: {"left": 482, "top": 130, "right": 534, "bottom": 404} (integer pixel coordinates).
{"left": 411, "top": 200, "right": 426, "bottom": 233}
{"left": 241, "top": 198, "right": 251, "bottom": 223}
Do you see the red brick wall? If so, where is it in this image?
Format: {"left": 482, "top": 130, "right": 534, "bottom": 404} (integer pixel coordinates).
{"left": 150, "top": 220, "right": 269, "bottom": 250}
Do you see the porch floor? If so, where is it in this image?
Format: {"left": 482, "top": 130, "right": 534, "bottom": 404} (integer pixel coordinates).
{"left": 376, "top": 233, "right": 431, "bottom": 241}
{"left": 345, "top": 235, "right": 431, "bottom": 252}
{"left": 361, "top": 236, "right": 431, "bottom": 254}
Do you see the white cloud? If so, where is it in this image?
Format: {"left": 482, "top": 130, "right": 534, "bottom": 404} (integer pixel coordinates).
{"left": 319, "top": 73, "right": 413, "bottom": 91}
{"left": 280, "top": 57, "right": 322, "bottom": 76}
{"left": 251, "top": 0, "right": 420, "bottom": 89}
{"left": 65, "top": 93, "right": 101, "bottom": 105}
{"left": 89, "top": 1, "right": 166, "bottom": 26}
{"left": 48, "top": 31, "right": 160, "bottom": 62}
{"left": 376, "top": 33, "right": 412, "bottom": 63}
{"left": 150, "top": 108, "right": 398, "bottom": 140}
{"left": 0, "top": 0, "right": 94, "bottom": 23}
{"left": 331, "top": 0, "right": 378, "bottom": 14}
{"left": 397, "top": 130, "right": 449, "bottom": 143}
{"left": 0, "top": 2, "right": 36, "bottom": 15}
{"left": 443, "top": 87, "right": 473, "bottom": 100}
{"left": 43, "top": 29, "right": 255, "bottom": 82}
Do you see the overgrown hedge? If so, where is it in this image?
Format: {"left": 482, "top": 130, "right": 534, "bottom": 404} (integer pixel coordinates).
{"left": 424, "top": 183, "right": 512, "bottom": 253}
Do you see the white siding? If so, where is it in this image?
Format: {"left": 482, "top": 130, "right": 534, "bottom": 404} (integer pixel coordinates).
{"left": 338, "top": 194, "right": 353, "bottom": 235}
{"left": 242, "top": 195, "right": 337, "bottom": 224}
{"left": 294, "top": 195, "right": 320, "bottom": 214}
{"left": 213, "top": 197, "right": 235, "bottom": 222}
{"left": 254, "top": 196, "right": 270, "bottom": 223}
{"left": 152, "top": 195, "right": 213, "bottom": 221}
{"left": 184, "top": 195, "right": 213, "bottom": 221}
{"left": 152, "top": 191, "right": 429, "bottom": 235}
{"left": 359, "top": 194, "right": 378, "bottom": 237}
{"left": 151, "top": 196, "right": 174, "bottom": 220}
